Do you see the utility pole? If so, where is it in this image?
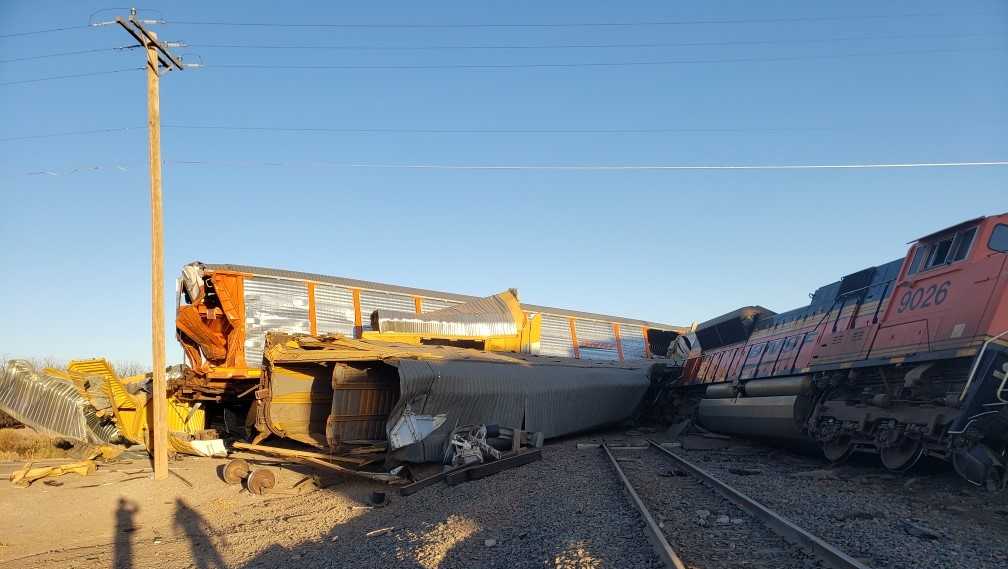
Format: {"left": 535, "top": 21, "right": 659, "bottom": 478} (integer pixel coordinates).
{"left": 116, "top": 8, "right": 184, "bottom": 481}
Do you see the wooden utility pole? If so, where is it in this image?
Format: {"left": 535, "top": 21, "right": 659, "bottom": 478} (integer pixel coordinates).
{"left": 116, "top": 9, "right": 184, "bottom": 481}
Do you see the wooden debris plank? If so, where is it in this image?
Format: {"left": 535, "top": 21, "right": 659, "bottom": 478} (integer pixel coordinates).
{"left": 232, "top": 442, "right": 371, "bottom": 466}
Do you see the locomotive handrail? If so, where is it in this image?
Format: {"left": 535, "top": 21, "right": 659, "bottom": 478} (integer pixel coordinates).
{"left": 959, "top": 327, "right": 1008, "bottom": 401}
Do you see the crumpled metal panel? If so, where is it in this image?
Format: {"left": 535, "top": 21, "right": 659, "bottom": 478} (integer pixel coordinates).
{"left": 0, "top": 360, "right": 119, "bottom": 444}
{"left": 575, "top": 319, "right": 620, "bottom": 361}
{"left": 372, "top": 292, "right": 520, "bottom": 338}
{"left": 358, "top": 289, "right": 415, "bottom": 334}
{"left": 388, "top": 358, "right": 653, "bottom": 462}
{"left": 538, "top": 313, "right": 575, "bottom": 357}
{"left": 244, "top": 276, "right": 310, "bottom": 366}
{"left": 314, "top": 283, "right": 356, "bottom": 337}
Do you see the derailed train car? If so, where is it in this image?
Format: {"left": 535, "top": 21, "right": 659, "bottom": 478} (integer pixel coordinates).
{"left": 174, "top": 263, "right": 681, "bottom": 397}
{"left": 257, "top": 333, "right": 660, "bottom": 461}
{"left": 173, "top": 263, "right": 682, "bottom": 455}
{"left": 673, "top": 213, "right": 1008, "bottom": 488}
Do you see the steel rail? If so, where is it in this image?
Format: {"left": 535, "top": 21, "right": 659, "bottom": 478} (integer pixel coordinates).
{"left": 601, "top": 442, "right": 687, "bottom": 569}
{"left": 646, "top": 439, "right": 870, "bottom": 569}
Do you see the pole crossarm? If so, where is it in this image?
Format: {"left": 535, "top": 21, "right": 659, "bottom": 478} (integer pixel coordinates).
{"left": 115, "top": 13, "right": 184, "bottom": 72}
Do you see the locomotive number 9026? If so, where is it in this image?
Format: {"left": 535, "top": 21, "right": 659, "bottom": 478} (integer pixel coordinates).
{"left": 896, "top": 281, "right": 951, "bottom": 313}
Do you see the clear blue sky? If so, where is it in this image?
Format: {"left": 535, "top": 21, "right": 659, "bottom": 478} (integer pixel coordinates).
{"left": 1, "top": 1, "right": 1006, "bottom": 365}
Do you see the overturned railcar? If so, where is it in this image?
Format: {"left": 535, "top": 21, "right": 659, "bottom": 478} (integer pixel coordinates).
{"left": 174, "top": 262, "right": 682, "bottom": 401}
{"left": 258, "top": 333, "right": 659, "bottom": 461}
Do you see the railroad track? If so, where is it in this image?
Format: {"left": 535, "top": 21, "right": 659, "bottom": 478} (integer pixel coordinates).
{"left": 603, "top": 439, "right": 870, "bottom": 569}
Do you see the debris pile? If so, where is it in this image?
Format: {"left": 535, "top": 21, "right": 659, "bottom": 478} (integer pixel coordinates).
{"left": 0, "top": 359, "right": 219, "bottom": 459}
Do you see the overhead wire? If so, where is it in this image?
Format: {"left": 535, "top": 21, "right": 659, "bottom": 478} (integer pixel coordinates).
{"left": 0, "top": 46, "right": 132, "bottom": 63}
{"left": 165, "top": 13, "right": 938, "bottom": 29}
{"left": 162, "top": 159, "right": 1008, "bottom": 171}
{"left": 11, "top": 159, "right": 1008, "bottom": 178}
{"left": 0, "top": 67, "right": 142, "bottom": 86}
{"left": 0, "top": 25, "right": 91, "bottom": 39}
{"left": 161, "top": 124, "right": 834, "bottom": 134}
{"left": 0, "top": 127, "right": 144, "bottom": 142}
{"left": 206, "top": 46, "right": 1005, "bottom": 72}
{"left": 187, "top": 32, "right": 998, "bottom": 52}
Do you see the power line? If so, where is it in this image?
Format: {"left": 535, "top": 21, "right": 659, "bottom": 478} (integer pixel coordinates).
{"left": 208, "top": 47, "right": 1004, "bottom": 72}
{"left": 166, "top": 13, "right": 938, "bottom": 29}
{"left": 188, "top": 32, "right": 997, "bottom": 53}
{"left": 163, "top": 159, "right": 1008, "bottom": 171}
{"left": 9, "top": 118, "right": 1008, "bottom": 142}
{"left": 162, "top": 124, "right": 834, "bottom": 134}
{"left": 0, "top": 67, "right": 141, "bottom": 86}
{"left": 0, "top": 46, "right": 130, "bottom": 63}
{"left": 0, "top": 127, "right": 143, "bottom": 142}
{"left": 0, "top": 25, "right": 91, "bottom": 39}
{"left": 12, "top": 159, "right": 1008, "bottom": 178}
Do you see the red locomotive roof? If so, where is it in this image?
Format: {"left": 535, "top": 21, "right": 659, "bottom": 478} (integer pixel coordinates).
{"left": 909, "top": 216, "right": 985, "bottom": 243}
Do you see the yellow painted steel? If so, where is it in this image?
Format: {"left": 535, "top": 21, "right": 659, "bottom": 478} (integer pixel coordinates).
{"left": 103, "top": 375, "right": 206, "bottom": 446}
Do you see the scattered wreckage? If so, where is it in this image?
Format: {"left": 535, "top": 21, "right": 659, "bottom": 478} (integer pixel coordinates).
{"left": 0, "top": 263, "right": 676, "bottom": 491}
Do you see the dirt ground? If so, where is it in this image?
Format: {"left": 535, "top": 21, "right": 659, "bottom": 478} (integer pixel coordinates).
{"left": 4, "top": 431, "right": 1006, "bottom": 569}
{"left": 0, "top": 434, "right": 661, "bottom": 569}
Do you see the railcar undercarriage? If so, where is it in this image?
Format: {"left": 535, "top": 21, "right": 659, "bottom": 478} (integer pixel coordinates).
{"left": 687, "top": 354, "right": 1008, "bottom": 490}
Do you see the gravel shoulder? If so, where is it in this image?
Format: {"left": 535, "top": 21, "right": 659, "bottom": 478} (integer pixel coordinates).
{"left": 1, "top": 435, "right": 663, "bottom": 569}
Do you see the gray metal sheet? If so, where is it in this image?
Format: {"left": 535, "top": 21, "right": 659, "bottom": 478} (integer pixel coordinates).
{"left": 373, "top": 293, "right": 519, "bottom": 337}
{"left": 389, "top": 358, "right": 653, "bottom": 462}
{"left": 358, "top": 289, "right": 415, "bottom": 333}
{"left": 620, "top": 325, "right": 647, "bottom": 359}
{"left": 538, "top": 313, "right": 575, "bottom": 357}
{"left": 244, "top": 276, "right": 310, "bottom": 366}
{"left": 574, "top": 319, "right": 620, "bottom": 361}
{"left": 0, "top": 360, "right": 119, "bottom": 444}
{"left": 314, "top": 283, "right": 356, "bottom": 337}
{"left": 419, "top": 297, "right": 460, "bottom": 312}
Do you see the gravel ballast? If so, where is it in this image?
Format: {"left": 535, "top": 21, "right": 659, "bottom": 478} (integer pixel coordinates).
{"left": 670, "top": 441, "right": 1008, "bottom": 569}
{"left": 610, "top": 445, "right": 823, "bottom": 569}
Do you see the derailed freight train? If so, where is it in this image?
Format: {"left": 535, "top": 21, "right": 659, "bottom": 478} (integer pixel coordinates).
{"left": 672, "top": 213, "right": 1008, "bottom": 488}
{"left": 173, "top": 263, "right": 683, "bottom": 455}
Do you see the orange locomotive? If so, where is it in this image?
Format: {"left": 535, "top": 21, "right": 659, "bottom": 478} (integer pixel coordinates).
{"left": 673, "top": 213, "right": 1008, "bottom": 488}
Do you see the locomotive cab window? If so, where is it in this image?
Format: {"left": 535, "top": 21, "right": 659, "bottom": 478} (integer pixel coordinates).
{"left": 990, "top": 224, "right": 1008, "bottom": 253}
{"left": 909, "top": 225, "right": 978, "bottom": 274}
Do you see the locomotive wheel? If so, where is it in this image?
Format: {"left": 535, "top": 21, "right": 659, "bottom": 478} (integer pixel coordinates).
{"left": 879, "top": 438, "right": 925, "bottom": 472}
{"left": 821, "top": 437, "right": 854, "bottom": 464}
{"left": 222, "top": 459, "right": 251, "bottom": 485}
{"left": 953, "top": 444, "right": 1008, "bottom": 491}
{"left": 245, "top": 468, "right": 277, "bottom": 496}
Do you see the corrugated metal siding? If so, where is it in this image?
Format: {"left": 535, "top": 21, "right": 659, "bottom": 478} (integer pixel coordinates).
{"left": 374, "top": 294, "right": 519, "bottom": 337}
{"left": 358, "top": 289, "right": 415, "bottom": 333}
{"left": 419, "top": 297, "right": 460, "bottom": 312}
{"left": 244, "top": 276, "right": 310, "bottom": 366}
{"left": 539, "top": 313, "right": 574, "bottom": 357}
{"left": 204, "top": 263, "right": 680, "bottom": 332}
{"left": 314, "top": 283, "right": 356, "bottom": 337}
{"left": 574, "top": 319, "right": 620, "bottom": 361}
{"left": 620, "top": 326, "right": 647, "bottom": 359}
{"left": 391, "top": 358, "right": 652, "bottom": 462}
